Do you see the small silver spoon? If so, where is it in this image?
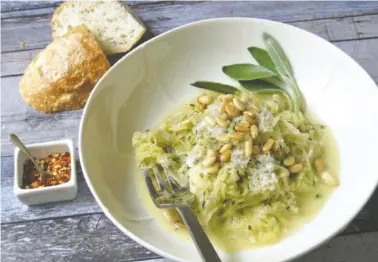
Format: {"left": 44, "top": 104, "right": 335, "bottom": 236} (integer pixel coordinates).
{"left": 9, "top": 134, "right": 50, "bottom": 182}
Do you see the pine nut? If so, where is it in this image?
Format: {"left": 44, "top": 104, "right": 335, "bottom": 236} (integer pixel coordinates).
{"left": 216, "top": 134, "right": 230, "bottom": 143}
{"left": 288, "top": 163, "right": 303, "bottom": 173}
{"left": 241, "top": 120, "right": 251, "bottom": 127}
{"left": 174, "top": 220, "right": 185, "bottom": 229}
{"left": 314, "top": 159, "right": 325, "bottom": 172}
{"left": 163, "top": 209, "right": 184, "bottom": 228}
{"left": 252, "top": 145, "right": 261, "bottom": 154}
{"left": 283, "top": 156, "right": 295, "bottom": 167}
{"left": 240, "top": 94, "right": 249, "bottom": 103}
{"left": 235, "top": 122, "right": 250, "bottom": 132}
{"left": 233, "top": 97, "right": 246, "bottom": 111}
{"left": 243, "top": 114, "right": 255, "bottom": 125}
{"left": 219, "top": 101, "right": 226, "bottom": 114}
{"left": 221, "top": 94, "right": 233, "bottom": 102}
{"left": 225, "top": 103, "right": 241, "bottom": 118}
{"left": 215, "top": 117, "right": 229, "bottom": 128}
{"left": 204, "top": 116, "right": 215, "bottom": 126}
{"left": 198, "top": 95, "right": 212, "bottom": 105}
{"left": 244, "top": 111, "right": 258, "bottom": 119}
{"left": 245, "top": 141, "right": 253, "bottom": 156}
{"left": 196, "top": 102, "right": 206, "bottom": 111}
{"left": 248, "top": 104, "right": 260, "bottom": 113}
{"left": 220, "top": 149, "right": 232, "bottom": 162}
{"left": 272, "top": 141, "right": 280, "bottom": 152}
{"left": 320, "top": 171, "right": 338, "bottom": 186}
{"left": 228, "top": 132, "right": 244, "bottom": 141}
{"left": 220, "top": 113, "right": 229, "bottom": 120}
{"left": 207, "top": 163, "right": 220, "bottom": 173}
{"left": 202, "top": 156, "right": 217, "bottom": 167}
{"left": 207, "top": 149, "right": 216, "bottom": 158}
{"left": 262, "top": 138, "right": 274, "bottom": 152}
{"left": 220, "top": 144, "right": 232, "bottom": 153}
{"left": 250, "top": 125, "right": 259, "bottom": 139}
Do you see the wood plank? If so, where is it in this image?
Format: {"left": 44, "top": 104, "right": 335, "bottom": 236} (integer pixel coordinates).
{"left": 1, "top": 214, "right": 378, "bottom": 262}
{"left": 1, "top": 1, "right": 61, "bottom": 13}
{"left": 2, "top": 1, "right": 378, "bottom": 53}
{"left": 3, "top": 14, "right": 378, "bottom": 77}
{"left": 1, "top": 213, "right": 160, "bottom": 262}
{"left": 290, "top": 14, "right": 378, "bottom": 42}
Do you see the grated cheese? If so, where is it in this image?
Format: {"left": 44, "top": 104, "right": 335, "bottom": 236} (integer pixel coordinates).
{"left": 248, "top": 154, "right": 278, "bottom": 192}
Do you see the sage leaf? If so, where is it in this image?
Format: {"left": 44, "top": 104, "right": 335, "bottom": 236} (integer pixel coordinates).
{"left": 191, "top": 81, "right": 238, "bottom": 94}
{"left": 263, "top": 33, "right": 293, "bottom": 77}
{"left": 263, "top": 33, "right": 305, "bottom": 113}
{"left": 248, "top": 47, "right": 277, "bottom": 72}
{"left": 222, "top": 64, "right": 277, "bottom": 81}
{"left": 240, "top": 79, "right": 280, "bottom": 92}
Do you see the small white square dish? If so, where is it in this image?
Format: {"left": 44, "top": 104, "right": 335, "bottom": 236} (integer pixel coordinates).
{"left": 14, "top": 139, "right": 77, "bottom": 205}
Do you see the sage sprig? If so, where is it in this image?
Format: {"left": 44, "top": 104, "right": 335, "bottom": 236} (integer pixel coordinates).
{"left": 190, "top": 33, "right": 306, "bottom": 115}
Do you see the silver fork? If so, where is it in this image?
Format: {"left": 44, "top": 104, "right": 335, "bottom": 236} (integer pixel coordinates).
{"left": 142, "top": 165, "right": 222, "bottom": 262}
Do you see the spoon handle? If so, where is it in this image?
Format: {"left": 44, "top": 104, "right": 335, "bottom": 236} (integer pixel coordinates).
{"left": 9, "top": 134, "right": 46, "bottom": 180}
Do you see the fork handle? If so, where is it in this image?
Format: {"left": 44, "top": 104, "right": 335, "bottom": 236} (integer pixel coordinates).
{"left": 177, "top": 206, "right": 222, "bottom": 262}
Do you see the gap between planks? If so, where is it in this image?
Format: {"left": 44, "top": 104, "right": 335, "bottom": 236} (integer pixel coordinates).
{"left": 2, "top": 1, "right": 378, "bottom": 53}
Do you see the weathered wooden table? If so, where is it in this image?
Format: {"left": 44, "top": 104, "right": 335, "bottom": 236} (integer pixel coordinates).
{"left": 1, "top": 1, "right": 378, "bottom": 261}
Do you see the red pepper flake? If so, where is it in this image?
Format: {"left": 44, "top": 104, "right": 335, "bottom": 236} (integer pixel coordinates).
{"left": 22, "top": 152, "right": 71, "bottom": 189}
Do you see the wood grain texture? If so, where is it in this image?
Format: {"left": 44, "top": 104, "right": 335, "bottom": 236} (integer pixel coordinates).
{"left": 1, "top": 2, "right": 378, "bottom": 261}
{"left": 2, "top": 1, "right": 378, "bottom": 52}
{"left": 1, "top": 214, "right": 159, "bottom": 262}
{"left": 3, "top": 14, "right": 378, "bottom": 77}
{"left": 1, "top": 1, "right": 61, "bottom": 13}
{"left": 1, "top": 214, "right": 378, "bottom": 262}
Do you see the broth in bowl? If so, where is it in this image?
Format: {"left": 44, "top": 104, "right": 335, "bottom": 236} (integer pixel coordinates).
{"left": 133, "top": 89, "right": 339, "bottom": 251}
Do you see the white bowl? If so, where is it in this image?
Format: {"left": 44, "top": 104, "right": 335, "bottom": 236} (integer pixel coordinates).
{"left": 14, "top": 139, "right": 77, "bottom": 205}
{"left": 79, "top": 18, "right": 378, "bottom": 262}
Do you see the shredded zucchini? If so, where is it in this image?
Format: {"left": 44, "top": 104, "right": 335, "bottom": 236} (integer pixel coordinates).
{"left": 132, "top": 91, "right": 337, "bottom": 245}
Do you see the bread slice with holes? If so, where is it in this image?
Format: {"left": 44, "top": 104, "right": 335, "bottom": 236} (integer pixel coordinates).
{"left": 51, "top": 0, "right": 146, "bottom": 55}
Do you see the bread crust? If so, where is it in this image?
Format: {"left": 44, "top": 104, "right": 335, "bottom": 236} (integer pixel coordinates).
{"left": 19, "top": 25, "right": 110, "bottom": 113}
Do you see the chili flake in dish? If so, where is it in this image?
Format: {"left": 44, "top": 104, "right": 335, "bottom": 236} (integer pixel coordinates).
{"left": 22, "top": 152, "right": 71, "bottom": 189}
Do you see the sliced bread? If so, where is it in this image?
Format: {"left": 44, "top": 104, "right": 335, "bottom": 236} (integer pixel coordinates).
{"left": 51, "top": 0, "right": 146, "bottom": 55}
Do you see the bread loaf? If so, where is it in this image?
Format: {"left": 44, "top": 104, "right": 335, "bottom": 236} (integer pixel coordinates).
{"left": 19, "top": 25, "right": 110, "bottom": 113}
{"left": 51, "top": 0, "right": 146, "bottom": 55}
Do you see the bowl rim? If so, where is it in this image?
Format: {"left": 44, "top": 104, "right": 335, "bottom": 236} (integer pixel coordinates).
{"left": 78, "top": 17, "right": 378, "bottom": 262}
